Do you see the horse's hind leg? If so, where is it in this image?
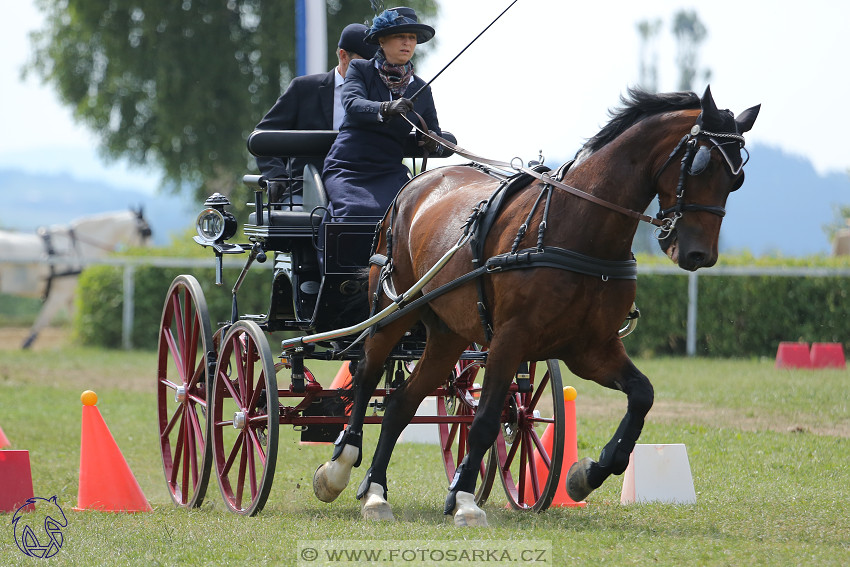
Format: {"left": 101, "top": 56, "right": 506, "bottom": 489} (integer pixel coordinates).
{"left": 312, "top": 315, "right": 416, "bottom": 504}
{"left": 22, "top": 278, "right": 75, "bottom": 349}
{"left": 356, "top": 328, "right": 469, "bottom": 521}
{"left": 566, "top": 356, "right": 654, "bottom": 502}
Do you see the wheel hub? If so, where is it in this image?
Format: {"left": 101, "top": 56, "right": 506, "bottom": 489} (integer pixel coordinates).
{"left": 175, "top": 385, "right": 187, "bottom": 404}
{"left": 233, "top": 411, "right": 246, "bottom": 429}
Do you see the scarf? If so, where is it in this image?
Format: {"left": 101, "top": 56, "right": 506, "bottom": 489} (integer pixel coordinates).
{"left": 375, "top": 48, "right": 414, "bottom": 97}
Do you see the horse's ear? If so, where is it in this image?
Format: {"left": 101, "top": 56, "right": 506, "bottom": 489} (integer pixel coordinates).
{"left": 700, "top": 85, "right": 718, "bottom": 115}
{"left": 735, "top": 104, "right": 761, "bottom": 133}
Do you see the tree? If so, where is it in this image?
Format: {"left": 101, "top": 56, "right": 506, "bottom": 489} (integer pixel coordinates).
{"left": 671, "top": 9, "right": 710, "bottom": 91}
{"left": 27, "top": 0, "right": 438, "bottom": 202}
{"left": 635, "top": 18, "right": 661, "bottom": 93}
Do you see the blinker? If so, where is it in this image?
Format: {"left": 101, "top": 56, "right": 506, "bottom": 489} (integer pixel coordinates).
{"left": 688, "top": 145, "right": 711, "bottom": 176}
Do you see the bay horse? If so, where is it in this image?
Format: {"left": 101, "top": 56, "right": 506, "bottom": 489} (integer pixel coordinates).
{"left": 312, "top": 86, "right": 760, "bottom": 526}
{"left": 0, "top": 208, "right": 152, "bottom": 348}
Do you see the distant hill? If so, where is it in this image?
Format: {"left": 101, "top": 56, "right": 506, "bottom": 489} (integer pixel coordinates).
{"left": 721, "top": 144, "right": 849, "bottom": 255}
{"left": 0, "top": 143, "right": 847, "bottom": 254}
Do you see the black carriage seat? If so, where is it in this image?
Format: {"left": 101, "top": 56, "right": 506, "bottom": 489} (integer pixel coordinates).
{"left": 245, "top": 164, "right": 328, "bottom": 229}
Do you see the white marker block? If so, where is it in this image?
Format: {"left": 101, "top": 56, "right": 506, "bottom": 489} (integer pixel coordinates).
{"left": 398, "top": 397, "right": 440, "bottom": 444}
{"left": 621, "top": 443, "right": 696, "bottom": 505}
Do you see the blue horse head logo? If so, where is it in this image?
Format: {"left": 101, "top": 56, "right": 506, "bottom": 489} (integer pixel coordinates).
{"left": 11, "top": 496, "right": 68, "bottom": 559}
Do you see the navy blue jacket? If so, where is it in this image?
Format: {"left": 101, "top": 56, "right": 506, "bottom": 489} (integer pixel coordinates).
{"left": 322, "top": 58, "right": 441, "bottom": 219}
{"left": 255, "top": 70, "right": 335, "bottom": 180}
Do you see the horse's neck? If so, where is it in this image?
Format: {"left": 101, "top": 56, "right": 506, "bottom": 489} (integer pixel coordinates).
{"left": 68, "top": 213, "right": 135, "bottom": 256}
{"left": 556, "top": 113, "right": 694, "bottom": 257}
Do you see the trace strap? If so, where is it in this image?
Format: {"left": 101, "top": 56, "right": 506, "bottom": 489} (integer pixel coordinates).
{"left": 402, "top": 114, "right": 665, "bottom": 228}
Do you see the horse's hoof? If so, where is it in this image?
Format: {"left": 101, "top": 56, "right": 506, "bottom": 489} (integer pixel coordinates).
{"left": 566, "top": 457, "right": 596, "bottom": 502}
{"left": 312, "top": 445, "right": 358, "bottom": 503}
{"left": 359, "top": 483, "right": 394, "bottom": 521}
{"left": 451, "top": 491, "right": 488, "bottom": 527}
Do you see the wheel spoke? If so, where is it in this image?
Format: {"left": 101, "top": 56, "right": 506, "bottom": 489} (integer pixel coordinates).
{"left": 222, "top": 431, "right": 244, "bottom": 477}
{"left": 181, "top": 414, "right": 192, "bottom": 503}
{"left": 236, "top": 438, "right": 249, "bottom": 509}
{"left": 525, "top": 430, "right": 542, "bottom": 501}
{"left": 173, "top": 292, "right": 186, "bottom": 359}
{"left": 530, "top": 428, "right": 551, "bottom": 469}
{"left": 232, "top": 336, "right": 248, "bottom": 406}
{"left": 221, "top": 371, "right": 241, "bottom": 404}
{"left": 162, "top": 402, "right": 184, "bottom": 439}
{"left": 188, "top": 403, "right": 205, "bottom": 447}
{"left": 162, "top": 327, "right": 186, "bottom": 385}
{"left": 527, "top": 370, "right": 551, "bottom": 411}
{"left": 247, "top": 427, "right": 267, "bottom": 466}
{"left": 171, "top": 412, "right": 186, "bottom": 488}
{"left": 246, "top": 429, "right": 258, "bottom": 499}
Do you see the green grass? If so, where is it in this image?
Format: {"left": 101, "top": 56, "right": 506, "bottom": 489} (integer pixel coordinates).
{"left": 1, "top": 347, "right": 849, "bottom": 566}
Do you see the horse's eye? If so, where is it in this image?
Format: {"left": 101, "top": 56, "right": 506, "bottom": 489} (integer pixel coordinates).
{"left": 688, "top": 145, "right": 711, "bottom": 176}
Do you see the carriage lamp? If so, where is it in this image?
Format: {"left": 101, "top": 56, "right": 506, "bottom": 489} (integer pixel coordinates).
{"left": 195, "top": 193, "right": 237, "bottom": 244}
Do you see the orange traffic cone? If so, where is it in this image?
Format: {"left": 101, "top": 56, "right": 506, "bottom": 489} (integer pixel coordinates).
{"left": 299, "top": 362, "right": 354, "bottom": 446}
{"left": 331, "top": 361, "right": 354, "bottom": 416}
{"left": 0, "top": 425, "right": 11, "bottom": 449}
{"left": 524, "top": 386, "right": 586, "bottom": 507}
{"left": 74, "top": 391, "right": 152, "bottom": 512}
{"left": 330, "top": 361, "right": 353, "bottom": 390}
{"left": 0, "top": 450, "right": 35, "bottom": 512}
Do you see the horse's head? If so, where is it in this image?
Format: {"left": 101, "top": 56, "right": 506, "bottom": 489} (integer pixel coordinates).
{"left": 655, "top": 85, "right": 760, "bottom": 271}
{"left": 131, "top": 206, "right": 153, "bottom": 246}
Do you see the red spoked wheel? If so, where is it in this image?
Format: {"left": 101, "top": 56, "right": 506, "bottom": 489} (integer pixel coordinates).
{"left": 157, "top": 275, "right": 215, "bottom": 508}
{"left": 211, "top": 321, "right": 280, "bottom": 516}
{"left": 491, "top": 360, "right": 564, "bottom": 511}
{"left": 437, "top": 345, "right": 495, "bottom": 504}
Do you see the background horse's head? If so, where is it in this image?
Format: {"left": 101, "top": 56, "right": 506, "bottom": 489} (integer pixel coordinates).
{"left": 131, "top": 206, "right": 153, "bottom": 246}
{"left": 655, "top": 86, "right": 760, "bottom": 270}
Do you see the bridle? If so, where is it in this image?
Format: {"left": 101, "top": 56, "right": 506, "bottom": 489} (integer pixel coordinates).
{"left": 653, "top": 120, "right": 748, "bottom": 239}
{"left": 404, "top": 113, "right": 749, "bottom": 239}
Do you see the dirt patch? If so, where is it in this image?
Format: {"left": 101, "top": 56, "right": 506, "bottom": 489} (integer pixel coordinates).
{"left": 578, "top": 397, "right": 850, "bottom": 438}
{"left": 0, "top": 326, "right": 70, "bottom": 351}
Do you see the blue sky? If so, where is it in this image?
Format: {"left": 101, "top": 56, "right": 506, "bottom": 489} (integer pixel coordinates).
{"left": 2, "top": 0, "right": 848, "bottom": 195}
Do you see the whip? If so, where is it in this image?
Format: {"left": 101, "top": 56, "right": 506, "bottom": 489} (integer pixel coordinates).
{"left": 409, "top": 0, "right": 520, "bottom": 100}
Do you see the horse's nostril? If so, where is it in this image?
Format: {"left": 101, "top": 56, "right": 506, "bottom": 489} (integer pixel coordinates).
{"left": 687, "top": 251, "right": 707, "bottom": 267}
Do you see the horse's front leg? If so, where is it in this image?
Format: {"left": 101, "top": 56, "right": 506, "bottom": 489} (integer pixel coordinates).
{"left": 566, "top": 357, "right": 654, "bottom": 502}
{"left": 443, "top": 345, "right": 520, "bottom": 527}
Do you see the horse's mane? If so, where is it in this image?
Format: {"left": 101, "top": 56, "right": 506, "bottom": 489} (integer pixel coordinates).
{"left": 577, "top": 88, "right": 701, "bottom": 157}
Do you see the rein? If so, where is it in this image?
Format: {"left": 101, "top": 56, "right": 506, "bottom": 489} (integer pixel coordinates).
{"left": 404, "top": 114, "right": 747, "bottom": 238}
{"left": 402, "top": 114, "right": 665, "bottom": 229}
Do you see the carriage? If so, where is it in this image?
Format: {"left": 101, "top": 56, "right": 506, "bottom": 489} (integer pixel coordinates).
{"left": 156, "top": 128, "right": 573, "bottom": 516}
{"left": 157, "top": 86, "right": 759, "bottom": 525}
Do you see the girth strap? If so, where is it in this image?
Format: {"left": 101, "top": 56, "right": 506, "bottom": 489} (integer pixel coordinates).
{"left": 374, "top": 245, "right": 637, "bottom": 332}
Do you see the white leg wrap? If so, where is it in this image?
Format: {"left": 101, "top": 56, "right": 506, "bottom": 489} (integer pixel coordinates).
{"left": 312, "top": 444, "right": 358, "bottom": 503}
{"left": 451, "top": 491, "right": 488, "bottom": 527}
{"left": 359, "top": 482, "right": 394, "bottom": 521}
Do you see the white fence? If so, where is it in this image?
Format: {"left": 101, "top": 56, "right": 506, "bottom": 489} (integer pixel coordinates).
{"left": 3, "top": 256, "right": 849, "bottom": 352}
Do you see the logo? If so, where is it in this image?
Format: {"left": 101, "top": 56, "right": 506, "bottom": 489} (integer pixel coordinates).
{"left": 11, "top": 496, "right": 68, "bottom": 559}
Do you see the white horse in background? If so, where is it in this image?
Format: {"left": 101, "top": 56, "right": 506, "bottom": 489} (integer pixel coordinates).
{"left": 0, "top": 208, "right": 152, "bottom": 348}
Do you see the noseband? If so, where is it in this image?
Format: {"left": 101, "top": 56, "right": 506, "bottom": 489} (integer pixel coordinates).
{"left": 654, "top": 122, "right": 748, "bottom": 238}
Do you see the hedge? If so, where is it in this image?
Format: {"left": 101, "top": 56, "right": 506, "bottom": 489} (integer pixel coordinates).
{"left": 626, "top": 274, "right": 850, "bottom": 357}
{"left": 73, "top": 256, "right": 850, "bottom": 357}
{"left": 73, "top": 264, "right": 272, "bottom": 350}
